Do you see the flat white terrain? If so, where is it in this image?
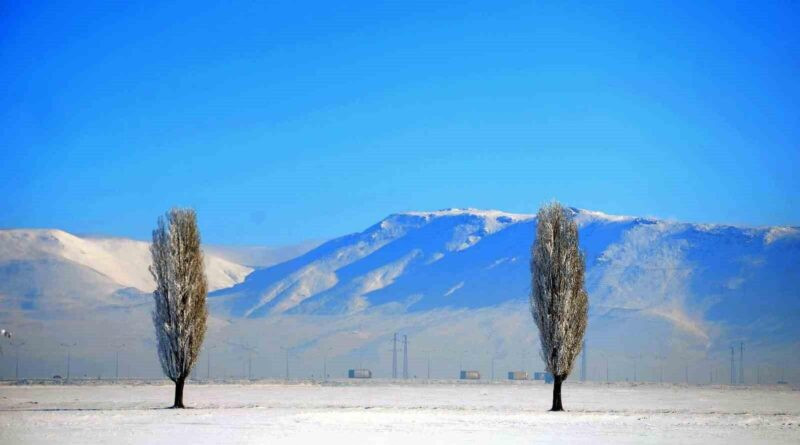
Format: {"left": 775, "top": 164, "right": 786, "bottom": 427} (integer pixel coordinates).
{"left": 1, "top": 381, "right": 798, "bottom": 444}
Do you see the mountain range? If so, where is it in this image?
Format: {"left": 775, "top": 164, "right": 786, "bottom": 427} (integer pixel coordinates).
{"left": 1, "top": 208, "right": 798, "bottom": 382}
{"left": 211, "top": 208, "right": 799, "bottom": 343}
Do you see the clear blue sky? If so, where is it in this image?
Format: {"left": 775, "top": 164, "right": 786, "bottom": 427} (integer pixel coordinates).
{"left": 2, "top": 1, "right": 798, "bottom": 245}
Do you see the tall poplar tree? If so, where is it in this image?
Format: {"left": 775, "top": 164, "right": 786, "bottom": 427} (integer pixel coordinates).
{"left": 150, "top": 208, "right": 208, "bottom": 408}
{"left": 530, "top": 202, "right": 588, "bottom": 411}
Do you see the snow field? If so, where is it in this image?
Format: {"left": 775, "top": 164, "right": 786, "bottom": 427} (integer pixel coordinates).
{"left": 1, "top": 381, "right": 798, "bottom": 444}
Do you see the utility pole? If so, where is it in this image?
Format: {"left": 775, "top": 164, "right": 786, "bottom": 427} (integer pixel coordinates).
{"left": 426, "top": 350, "right": 431, "bottom": 380}
{"left": 112, "top": 343, "right": 125, "bottom": 381}
{"left": 739, "top": 342, "right": 744, "bottom": 385}
{"left": 226, "top": 341, "right": 258, "bottom": 380}
{"left": 580, "top": 340, "right": 587, "bottom": 382}
{"left": 730, "top": 346, "right": 735, "bottom": 385}
{"left": 60, "top": 342, "right": 76, "bottom": 381}
{"left": 282, "top": 347, "right": 290, "bottom": 380}
{"left": 392, "top": 333, "right": 397, "bottom": 379}
{"left": 11, "top": 341, "right": 24, "bottom": 381}
{"left": 402, "top": 335, "right": 408, "bottom": 379}
{"left": 685, "top": 363, "right": 689, "bottom": 384}
{"left": 323, "top": 347, "right": 332, "bottom": 381}
{"left": 206, "top": 344, "right": 218, "bottom": 381}
{"left": 491, "top": 356, "right": 495, "bottom": 381}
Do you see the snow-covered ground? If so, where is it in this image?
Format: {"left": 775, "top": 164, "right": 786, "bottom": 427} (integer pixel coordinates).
{"left": 1, "top": 381, "right": 798, "bottom": 444}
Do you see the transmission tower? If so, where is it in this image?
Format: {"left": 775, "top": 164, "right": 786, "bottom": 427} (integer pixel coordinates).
{"left": 402, "top": 335, "right": 408, "bottom": 379}
{"left": 392, "top": 333, "right": 398, "bottom": 379}
{"left": 739, "top": 342, "right": 744, "bottom": 385}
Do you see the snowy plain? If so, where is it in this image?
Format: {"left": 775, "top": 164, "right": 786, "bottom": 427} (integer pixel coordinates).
{"left": 1, "top": 380, "right": 798, "bottom": 444}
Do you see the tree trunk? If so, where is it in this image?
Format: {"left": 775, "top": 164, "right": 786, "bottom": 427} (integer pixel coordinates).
{"left": 551, "top": 374, "right": 564, "bottom": 411}
{"left": 173, "top": 376, "right": 186, "bottom": 408}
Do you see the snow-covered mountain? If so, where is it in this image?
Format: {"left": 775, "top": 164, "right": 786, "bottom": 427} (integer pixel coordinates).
{"left": 0, "top": 229, "right": 253, "bottom": 311}
{"left": 1, "top": 209, "right": 798, "bottom": 381}
{"left": 211, "top": 207, "right": 800, "bottom": 348}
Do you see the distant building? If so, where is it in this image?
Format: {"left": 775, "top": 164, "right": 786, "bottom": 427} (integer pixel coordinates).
{"left": 508, "top": 371, "right": 529, "bottom": 380}
{"left": 348, "top": 369, "right": 372, "bottom": 379}
{"left": 533, "top": 371, "right": 554, "bottom": 383}
{"left": 460, "top": 370, "right": 480, "bottom": 380}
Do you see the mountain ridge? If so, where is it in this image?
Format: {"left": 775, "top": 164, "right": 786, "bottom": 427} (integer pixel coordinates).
{"left": 1, "top": 207, "right": 798, "bottom": 381}
{"left": 209, "top": 207, "right": 799, "bottom": 353}
{"left": 0, "top": 228, "right": 253, "bottom": 295}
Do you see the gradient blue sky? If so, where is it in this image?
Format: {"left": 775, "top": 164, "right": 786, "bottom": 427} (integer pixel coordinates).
{"left": 2, "top": 1, "right": 798, "bottom": 245}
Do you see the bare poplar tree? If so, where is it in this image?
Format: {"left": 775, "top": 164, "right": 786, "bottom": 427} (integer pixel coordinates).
{"left": 150, "top": 208, "right": 208, "bottom": 408}
{"left": 530, "top": 202, "right": 588, "bottom": 411}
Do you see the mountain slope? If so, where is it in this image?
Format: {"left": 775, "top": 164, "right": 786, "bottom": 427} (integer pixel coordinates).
{"left": 0, "top": 229, "right": 253, "bottom": 312}
{"left": 210, "top": 209, "right": 535, "bottom": 317}
{"left": 210, "top": 208, "right": 639, "bottom": 316}
{"left": 211, "top": 208, "right": 800, "bottom": 348}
